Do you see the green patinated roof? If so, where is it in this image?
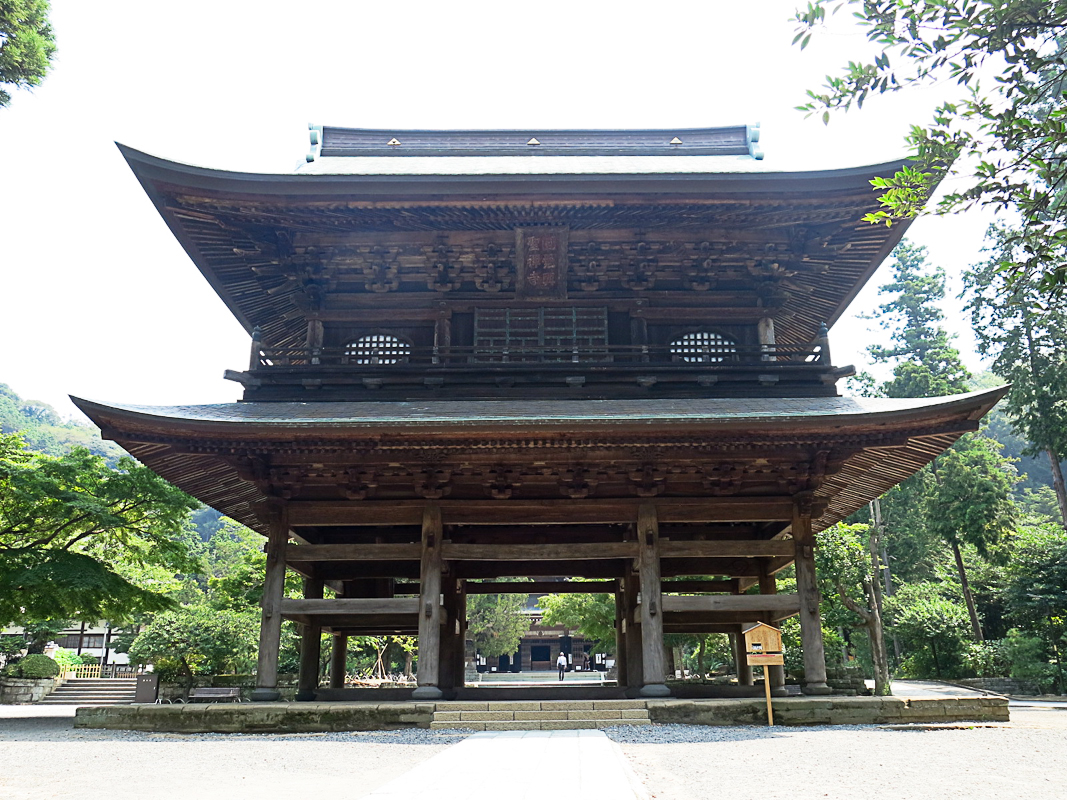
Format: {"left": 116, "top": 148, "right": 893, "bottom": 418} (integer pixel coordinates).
{"left": 73, "top": 389, "right": 1006, "bottom": 432}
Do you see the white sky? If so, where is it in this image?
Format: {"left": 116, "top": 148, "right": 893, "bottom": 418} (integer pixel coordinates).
{"left": 0, "top": 0, "right": 1003, "bottom": 419}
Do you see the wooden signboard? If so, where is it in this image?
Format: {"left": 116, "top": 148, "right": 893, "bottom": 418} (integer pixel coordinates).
{"left": 743, "top": 622, "right": 783, "bottom": 726}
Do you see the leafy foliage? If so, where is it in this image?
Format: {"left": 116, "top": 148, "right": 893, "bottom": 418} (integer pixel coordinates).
{"left": 126, "top": 606, "right": 257, "bottom": 683}
{"left": 0, "top": 0, "right": 56, "bottom": 108}
{"left": 539, "top": 590, "right": 617, "bottom": 654}
{"left": 866, "top": 241, "right": 971, "bottom": 397}
{"left": 0, "top": 434, "right": 200, "bottom": 627}
{"left": 795, "top": 1, "right": 1067, "bottom": 292}
{"left": 467, "top": 591, "right": 530, "bottom": 658}
{"left": 4, "top": 653, "right": 58, "bottom": 678}
{"left": 0, "top": 384, "right": 123, "bottom": 461}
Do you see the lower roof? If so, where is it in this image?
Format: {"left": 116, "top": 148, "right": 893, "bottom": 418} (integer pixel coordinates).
{"left": 73, "top": 388, "right": 1007, "bottom": 536}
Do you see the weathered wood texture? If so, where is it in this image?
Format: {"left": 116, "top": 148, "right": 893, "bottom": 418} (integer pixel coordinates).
{"left": 637, "top": 504, "right": 668, "bottom": 694}
{"left": 329, "top": 634, "right": 347, "bottom": 689}
{"left": 296, "top": 578, "right": 324, "bottom": 700}
{"left": 793, "top": 502, "right": 830, "bottom": 693}
{"left": 415, "top": 505, "right": 444, "bottom": 697}
{"left": 253, "top": 505, "right": 289, "bottom": 698}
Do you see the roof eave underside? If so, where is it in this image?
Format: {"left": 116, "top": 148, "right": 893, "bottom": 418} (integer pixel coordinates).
{"left": 118, "top": 145, "right": 917, "bottom": 347}
{"left": 75, "top": 388, "right": 1003, "bottom": 537}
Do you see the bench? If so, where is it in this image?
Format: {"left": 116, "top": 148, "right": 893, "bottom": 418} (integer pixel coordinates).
{"left": 186, "top": 687, "right": 242, "bottom": 703}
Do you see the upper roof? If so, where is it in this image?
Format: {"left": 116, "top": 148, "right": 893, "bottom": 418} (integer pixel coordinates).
{"left": 117, "top": 128, "right": 918, "bottom": 349}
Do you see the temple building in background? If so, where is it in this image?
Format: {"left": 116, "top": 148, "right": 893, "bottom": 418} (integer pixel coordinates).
{"left": 76, "top": 125, "right": 1004, "bottom": 700}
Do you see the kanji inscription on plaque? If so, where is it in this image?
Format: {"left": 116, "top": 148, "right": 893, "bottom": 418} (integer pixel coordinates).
{"left": 516, "top": 228, "right": 568, "bottom": 300}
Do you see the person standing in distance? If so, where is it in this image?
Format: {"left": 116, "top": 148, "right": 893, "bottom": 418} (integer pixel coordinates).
{"left": 556, "top": 651, "right": 567, "bottom": 681}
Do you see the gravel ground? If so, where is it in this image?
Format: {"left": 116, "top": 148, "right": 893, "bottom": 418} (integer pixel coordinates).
{"left": 0, "top": 715, "right": 464, "bottom": 800}
{"left": 4, "top": 708, "right": 1066, "bottom": 800}
{"left": 605, "top": 709, "right": 1067, "bottom": 800}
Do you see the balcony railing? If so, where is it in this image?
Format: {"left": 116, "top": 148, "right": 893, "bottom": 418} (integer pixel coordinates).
{"left": 250, "top": 342, "right": 829, "bottom": 369}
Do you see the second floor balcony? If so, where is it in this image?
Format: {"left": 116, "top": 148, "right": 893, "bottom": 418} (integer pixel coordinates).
{"left": 225, "top": 331, "right": 853, "bottom": 402}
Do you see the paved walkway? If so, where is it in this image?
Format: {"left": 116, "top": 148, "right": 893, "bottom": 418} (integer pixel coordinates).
{"left": 364, "top": 730, "right": 646, "bottom": 800}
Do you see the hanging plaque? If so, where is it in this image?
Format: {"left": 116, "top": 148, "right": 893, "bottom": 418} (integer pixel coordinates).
{"left": 515, "top": 227, "right": 568, "bottom": 300}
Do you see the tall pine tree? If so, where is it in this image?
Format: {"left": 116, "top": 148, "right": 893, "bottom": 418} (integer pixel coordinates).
{"left": 963, "top": 226, "right": 1067, "bottom": 529}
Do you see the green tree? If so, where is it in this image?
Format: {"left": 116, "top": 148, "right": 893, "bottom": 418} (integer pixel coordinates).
{"left": 0, "top": 435, "right": 200, "bottom": 629}
{"left": 963, "top": 226, "right": 1067, "bottom": 528}
{"left": 538, "top": 591, "right": 616, "bottom": 654}
{"left": 886, "top": 582, "right": 971, "bottom": 678}
{"left": 467, "top": 592, "right": 530, "bottom": 659}
{"left": 794, "top": 1, "right": 1067, "bottom": 292}
{"left": 0, "top": 0, "right": 56, "bottom": 108}
{"left": 1003, "top": 524, "right": 1067, "bottom": 692}
{"left": 816, "top": 522, "right": 892, "bottom": 694}
{"left": 867, "top": 241, "right": 971, "bottom": 398}
{"left": 126, "top": 606, "right": 257, "bottom": 695}
{"left": 926, "top": 435, "right": 1018, "bottom": 641}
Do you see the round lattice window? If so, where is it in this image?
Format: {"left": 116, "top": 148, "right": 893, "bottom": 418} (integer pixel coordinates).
{"left": 346, "top": 334, "right": 411, "bottom": 365}
{"left": 670, "top": 331, "right": 736, "bottom": 363}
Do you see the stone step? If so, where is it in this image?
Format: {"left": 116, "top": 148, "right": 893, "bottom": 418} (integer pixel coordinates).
{"left": 40, "top": 697, "right": 135, "bottom": 705}
{"left": 435, "top": 709, "right": 650, "bottom": 722}
{"left": 434, "top": 700, "right": 647, "bottom": 712}
{"left": 429, "top": 719, "right": 652, "bottom": 731}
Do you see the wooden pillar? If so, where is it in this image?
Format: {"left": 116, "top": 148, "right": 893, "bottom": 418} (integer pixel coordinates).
{"left": 413, "top": 504, "right": 444, "bottom": 699}
{"left": 623, "top": 572, "right": 644, "bottom": 696}
{"left": 732, "top": 630, "right": 753, "bottom": 686}
{"left": 296, "top": 578, "right": 324, "bottom": 701}
{"left": 758, "top": 562, "right": 787, "bottom": 694}
{"left": 252, "top": 503, "right": 288, "bottom": 701}
{"left": 329, "top": 634, "right": 348, "bottom": 689}
{"left": 637, "top": 503, "right": 670, "bottom": 697}
{"left": 614, "top": 580, "right": 629, "bottom": 688}
{"left": 454, "top": 580, "right": 467, "bottom": 684}
{"left": 439, "top": 576, "right": 459, "bottom": 693}
{"left": 794, "top": 498, "right": 831, "bottom": 694}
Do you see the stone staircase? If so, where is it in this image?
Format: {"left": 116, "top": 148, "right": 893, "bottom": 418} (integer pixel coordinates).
{"left": 39, "top": 678, "right": 138, "bottom": 705}
{"left": 430, "top": 699, "right": 651, "bottom": 730}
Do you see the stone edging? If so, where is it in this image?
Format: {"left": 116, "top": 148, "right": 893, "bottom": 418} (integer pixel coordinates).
{"left": 73, "top": 695, "right": 1009, "bottom": 734}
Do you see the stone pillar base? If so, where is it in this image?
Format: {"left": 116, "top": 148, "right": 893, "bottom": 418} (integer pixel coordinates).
{"left": 250, "top": 688, "right": 281, "bottom": 702}
{"left": 412, "top": 685, "right": 443, "bottom": 700}
{"left": 294, "top": 690, "right": 317, "bottom": 702}
{"left": 638, "top": 683, "right": 671, "bottom": 698}
{"left": 801, "top": 683, "right": 832, "bottom": 695}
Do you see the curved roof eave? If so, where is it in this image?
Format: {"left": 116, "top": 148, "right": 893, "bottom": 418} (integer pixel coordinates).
{"left": 71, "top": 387, "right": 1008, "bottom": 441}
{"left": 117, "top": 142, "right": 912, "bottom": 199}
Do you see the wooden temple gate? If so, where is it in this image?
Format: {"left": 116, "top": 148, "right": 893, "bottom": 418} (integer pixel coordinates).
{"left": 77, "top": 126, "right": 1006, "bottom": 701}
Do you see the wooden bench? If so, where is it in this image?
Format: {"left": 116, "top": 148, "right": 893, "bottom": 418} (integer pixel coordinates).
{"left": 187, "top": 687, "right": 242, "bottom": 703}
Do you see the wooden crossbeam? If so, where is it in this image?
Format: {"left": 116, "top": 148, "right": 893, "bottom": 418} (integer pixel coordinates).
{"left": 280, "top": 598, "right": 420, "bottom": 616}
{"left": 287, "top": 498, "right": 819, "bottom": 527}
{"left": 440, "top": 542, "right": 636, "bottom": 561}
{"left": 661, "top": 594, "right": 800, "bottom": 614}
{"left": 286, "top": 543, "right": 421, "bottom": 562}
{"left": 659, "top": 540, "right": 795, "bottom": 559}
{"left": 464, "top": 580, "right": 618, "bottom": 594}
{"left": 661, "top": 579, "right": 736, "bottom": 594}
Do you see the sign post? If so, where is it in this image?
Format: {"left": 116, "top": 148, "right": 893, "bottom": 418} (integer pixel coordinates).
{"left": 743, "top": 623, "right": 785, "bottom": 726}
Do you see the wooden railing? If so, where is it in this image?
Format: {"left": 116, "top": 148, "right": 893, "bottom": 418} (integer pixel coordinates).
{"left": 251, "top": 341, "right": 830, "bottom": 370}
{"left": 69, "top": 664, "right": 139, "bottom": 679}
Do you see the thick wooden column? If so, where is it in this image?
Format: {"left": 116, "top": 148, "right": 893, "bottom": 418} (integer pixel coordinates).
{"left": 758, "top": 562, "right": 787, "bottom": 694}
{"left": 731, "top": 630, "right": 753, "bottom": 686}
{"left": 296, "top": 578, "right": 324, "bottom": 701}
{"left": 637, "top": 503, "right": 670, "bottom": 697}
{"left": 614, "top": 580, "right": 629, "bottom": 688}
{"left": 439, "top": 576, "right": 459, "bottom": 693}
{"left": 794, "top": 498, "right": 831, "bottom": 694}
{"left": 413, "top": 504, "right": 444, "bottom": 699}
{"left": 329, "top": 635, "right": 348, "bottom": 689}
{"left": 454, "top": 580, "right": 467, "bottom": 684}
{"left": 252, "top": 503, "right": 289, "bottom": 701}
{"left": 623, "top": 572, "right": 644, "bottom": 696}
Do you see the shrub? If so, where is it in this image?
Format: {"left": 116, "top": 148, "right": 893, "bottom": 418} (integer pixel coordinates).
{"left": 962, "top": 640, "right": 1011, "bottom": 678}
{"left": 50, "top": 647, "right": 82, "bottom": 672}
{"left": 7, "top": 654, "right": 60, "bottom": 679}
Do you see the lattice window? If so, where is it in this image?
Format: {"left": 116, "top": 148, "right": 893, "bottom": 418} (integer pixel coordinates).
{"left": 474, "top": 308, "right": 608, "bottom": 362}
{"left": 670, "top": 331, "right": 736, "bottom": 363}
{"left": 346, "top": 334, "right": 411, "bottom": 365}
